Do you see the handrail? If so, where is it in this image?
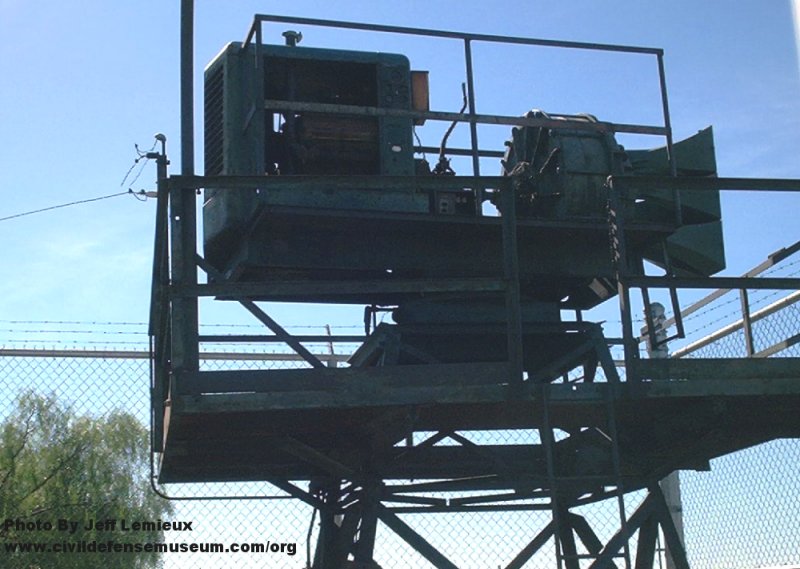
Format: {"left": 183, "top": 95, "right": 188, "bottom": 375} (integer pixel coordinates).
{"left": 640, "top": 240, "right": 800, "bottom": 338}
{"left": 242, "top": 13, "right": 676, "bottom": 183}
{"left": 260, "top": 99, "right": 666, "bottom": 136}
{"left": 608, "top": 176, "right": 800, "bottom": 193}
{"left": 244, "top": 14, "right": 663, "bottom": 55}
{"left": 624, "top": 276, "right": 800, "bottom": 290}
{"left": 671, "top": 290, "right": 800, "bottom": 358}
{"left": 608, "top": 177, "right": 800, "bottom": 378}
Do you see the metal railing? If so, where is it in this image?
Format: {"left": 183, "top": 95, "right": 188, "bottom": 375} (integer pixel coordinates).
{"left": 243, "top": 13, "right": 676, "bottom": 179}
{"left": 606, "top": 177, "right": 800, "bottom": 380}
{"left": 159, "top": 11, "right": 698, "bottom": 395}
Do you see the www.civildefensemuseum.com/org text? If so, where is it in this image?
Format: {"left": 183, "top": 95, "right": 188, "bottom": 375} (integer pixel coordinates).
{"left": 2, "top": 517, "right": 297, "bottom": 557}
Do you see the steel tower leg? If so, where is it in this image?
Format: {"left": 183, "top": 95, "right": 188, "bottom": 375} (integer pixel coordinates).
{"left": 312, "top": 479, "right": 351, "bottom": 569}
{"left": 353, "top": 482, "right": 380, "bottom": 565}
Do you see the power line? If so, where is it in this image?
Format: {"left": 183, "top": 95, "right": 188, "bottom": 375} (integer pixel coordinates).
{"left": 120, "top": 140, "right": 159, "bottom": 188}
{"left": 0, "top": 190, "right": 145, "bottom": 223}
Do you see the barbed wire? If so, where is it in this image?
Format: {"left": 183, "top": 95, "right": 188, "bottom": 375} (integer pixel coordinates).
{"left": 0, "top": 328, "right": 149, "bottom": 336}
{"left": 0, "top": 319, "right": 362, "bottom": 330}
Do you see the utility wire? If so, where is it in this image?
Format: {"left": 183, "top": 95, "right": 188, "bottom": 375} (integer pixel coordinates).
{"left": 2, "top": 141, "right": 159, "bottom": 224}
{"left": 120, "top": 140, "right": 158, "bottom": 188}
{"left": 0, "top": 190, "right": 143, "bottom": 223}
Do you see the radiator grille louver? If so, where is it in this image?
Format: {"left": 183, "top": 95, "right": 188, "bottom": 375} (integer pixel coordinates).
{"left": 204, "top": 64, "right": 225, "bottom": 176}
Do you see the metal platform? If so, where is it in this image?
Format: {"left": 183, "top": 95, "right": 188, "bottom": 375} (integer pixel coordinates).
{"left": 158, "top": 358, "right": 800, "bottom": 487}
{"left": 189, "top": 174, "right": 676, "bottom": 308}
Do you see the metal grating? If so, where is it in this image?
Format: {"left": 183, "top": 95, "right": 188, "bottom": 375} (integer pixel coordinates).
{"left": 204, "top": 62, "right": 225, "bottom": 176}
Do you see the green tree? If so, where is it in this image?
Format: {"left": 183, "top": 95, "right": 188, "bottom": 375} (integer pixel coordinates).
{"left": 0, "top": 391, "right": 173, "bottom": 568}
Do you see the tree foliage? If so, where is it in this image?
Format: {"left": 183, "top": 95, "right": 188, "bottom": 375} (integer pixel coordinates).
{"left": 0, "top": 391, "right": 173, "bottom": 568}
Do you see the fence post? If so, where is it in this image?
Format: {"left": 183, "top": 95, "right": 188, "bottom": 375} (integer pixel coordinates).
{"left": 646, "top": 302, "right": 687, "bottom": 567}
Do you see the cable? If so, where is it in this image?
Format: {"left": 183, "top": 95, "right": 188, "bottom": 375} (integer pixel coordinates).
{"left": 125, "top": 157, "right": 151, "bottom": 191}
{"left": 120, "top": 141, "right": 158, "bottom": 188}
{"left": 0, "top": 191, "right": 139, "bottom": 223}
{"left": 433, "top": 82, "right": 468, "bottom": 175}
{"left": 0, "top": 319, "right": 147, "bottom": 326}
{"left": 413, "top": 127, "right": 426, "bottom": 160}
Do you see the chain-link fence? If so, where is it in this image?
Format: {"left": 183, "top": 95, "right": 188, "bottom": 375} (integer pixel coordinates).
{"left": 0, "top": 339, "right": 652, "bottom": 568}
{"left": 681, "top": 439, "right": 800, "bottom": 569}
{"left": 0, "top": 348, "right": 625, "bottom": 568}
{"left": 1, "top": 242, "right": 798, "bottom": 569}
{"left": 652, "top": 244, "right": 800, "bottom": 569}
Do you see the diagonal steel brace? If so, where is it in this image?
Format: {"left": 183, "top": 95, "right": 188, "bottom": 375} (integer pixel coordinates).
{"left": 196, "top": 254, "right": 326, "bottom": 368}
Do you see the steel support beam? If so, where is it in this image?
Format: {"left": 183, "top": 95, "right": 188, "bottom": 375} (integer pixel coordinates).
{"left": 274, "top": 437, "right": 356, "bottom": 480}
{"left": 559, "top": 507, "right": 581, "bottom": 569}
{"left": 169, "top": 173, "right": 510, "bottom": 191}
{"left": 634, "top": 515, "right": 659, "bottom": 569}
{"left": 505, "top": 522, "right": 555, "bottom": 569}
{"left": 609, "top": 175, "right": 800, "bottom": 193}
{"left": 177, "top": 277, "right": 507, "bottom": 298}
{"left": 312, "top": 481, "right": 346, "bottom": 569}
{"left": 609, "top": 182, "right": 639, "bottom": 382}
{"left": 568, "top": 513, "right": 603, "bottom": 556}
{"left": 196, "top": 255, "right": 326, "bottom": 369}
{"left": 501, "top": 180, "right": 524, "bottom": 391}
{"left": 180, "top": 0, "right": 194, "bottom": 175}
{"left": 149, "top": 140, "right": 170, "bottom": 452}
{"left": 353, "top": 482, "right": 381, "bottom": 563}
{"left": 262, "top": 99, "right": 665, "bottom": 136}
{"left": 377, "top": 506, "right": 460, "bottom": 569}
{"left": 625, "top": 276, "right": 800, "bottom": 290}
{"left": 636, "top": 357, "right": 800, "bottom": 381}
{"left": 171, "top": 0, "right": 200, "bottom": 396}
{"left": 586, "top": 491, "right": 657, "bottom": 569}
{"left": 264, "top": 478, "right": 325, "bottom": 511}
{"left": 651, "top": 486, "right": 690, "bottom": 569}
{"left": 198, "top": 334, "right": 366, "bottom": 343}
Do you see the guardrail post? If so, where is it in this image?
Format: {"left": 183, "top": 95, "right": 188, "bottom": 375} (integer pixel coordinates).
{"left": 739, "top": 288, "right": 756, "bottom": 357}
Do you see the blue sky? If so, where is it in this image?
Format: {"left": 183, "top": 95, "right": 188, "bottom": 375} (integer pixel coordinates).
{"left": 0, "top": 0, "right": 798, "bottom": 335}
